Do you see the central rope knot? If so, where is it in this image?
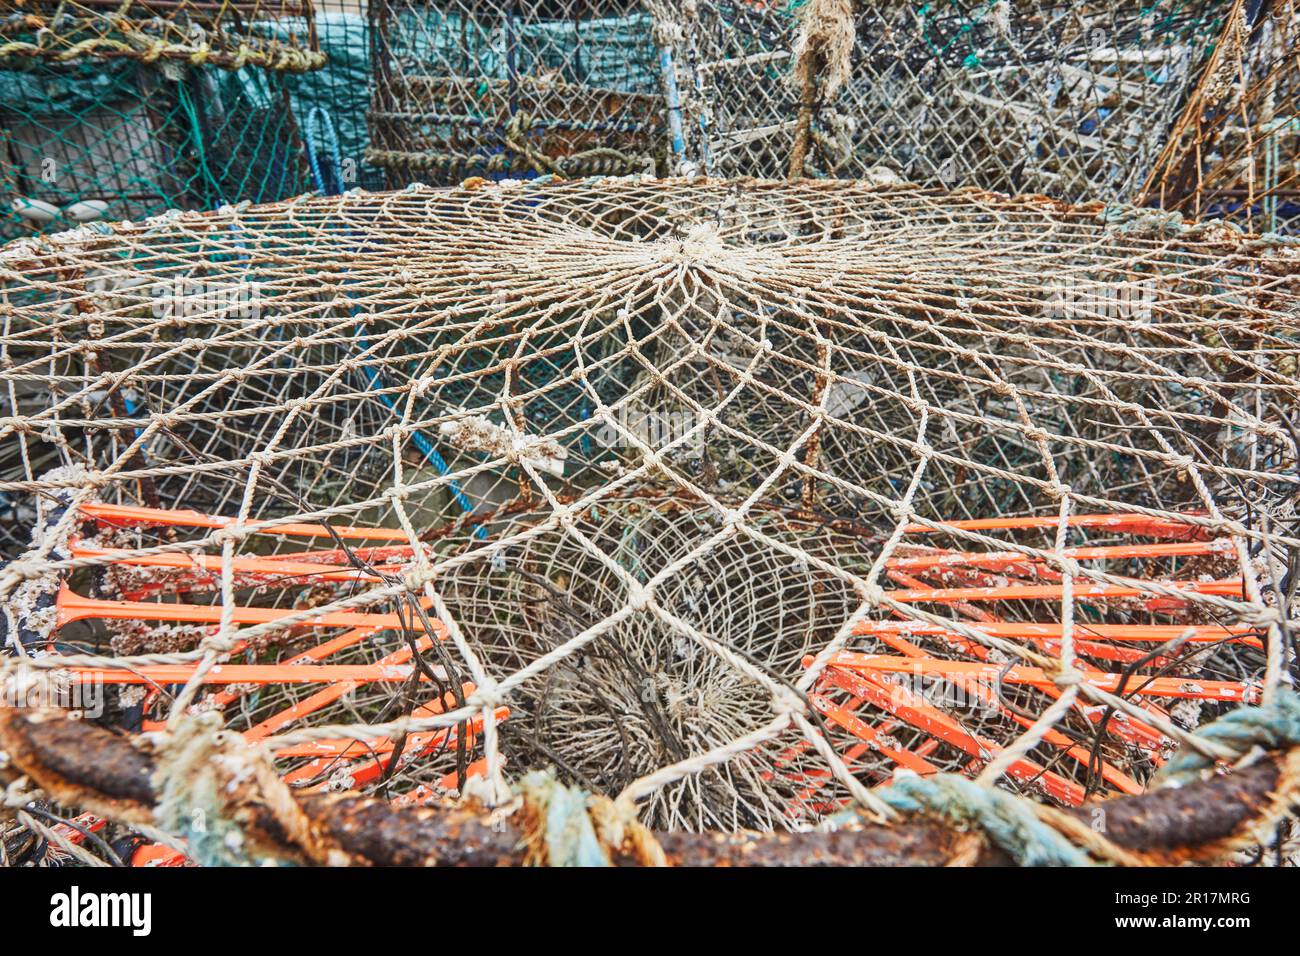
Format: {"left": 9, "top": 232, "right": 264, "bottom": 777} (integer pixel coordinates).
{"left": 671, "top": 221, "right": 727, "bottom": 263}
{"left": 1053, "top": 667, "right": 1086, "bottom": 689}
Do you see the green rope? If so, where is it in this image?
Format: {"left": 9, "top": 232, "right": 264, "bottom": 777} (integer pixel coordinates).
{"left": 1156, "top": 691, "right": 1300, "bottom": 786}
{"left": 176, "top": 77, "right": 228, "bottom": 207}
{"left": 833, "top": 773, "right": 1096, "bottom": 867}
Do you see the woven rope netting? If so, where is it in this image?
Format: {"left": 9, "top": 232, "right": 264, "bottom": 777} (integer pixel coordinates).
{"left": 0, "top": 177, "right": 1297, "bottom": 839}
{"left": 0, "top": 0, "right": 324, "bottom": 72}
{"left": 658, "top": 0, "right": 1226, "bottom": 197}
{"left": 367, "top": 0, "right": 665, "bottom": 184}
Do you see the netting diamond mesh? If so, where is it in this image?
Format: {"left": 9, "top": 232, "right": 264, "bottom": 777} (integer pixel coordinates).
{"left": 0, "top": 177, "right": 1297, "bottom": 835}
{"left": 0, "top": 1, "right": 329, "bottom": 239}
{"left": 0, "top": 58, "right": 315, "bottom": 240}
{"left": 658, "top": 0, "right": 1226, "bottom": 198}
{"left": 367, "top": 0, "right": 666, "bottom": 184}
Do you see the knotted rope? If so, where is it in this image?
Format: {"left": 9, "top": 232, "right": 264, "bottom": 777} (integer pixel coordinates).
{"left": 151, "top": 712, "right": 345, "bottom": 867}
{"left": 515, "top": 770, "right": 666, "bottom": 867}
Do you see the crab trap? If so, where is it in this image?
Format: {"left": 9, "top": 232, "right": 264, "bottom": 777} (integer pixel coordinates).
{"left": 366, "top": 0, "right": 666, "bottom": 183}
{"left": 655, "top": 0, "right": 1228, "bottom": 196}
{"left": 0, "top": 176, "right": 1297, "bottom": 861}
{"left": 1142, "top": 0, "right": 1300, "bottom": 233}
{"left": 0, "top": 0, "right": 324, "bottom": 238}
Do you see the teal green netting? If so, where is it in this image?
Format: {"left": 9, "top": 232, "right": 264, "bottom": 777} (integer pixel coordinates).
{"left": 0, "top": 6, "right": 667, "bottom": 230}
{"left": 0, "top": 12, "right": 382, "bottom": 238}
{"left": 253, "top": 12, "right": 386, "bottom": 190}
{"left": 0, "top": 56, "right": 309, "bottom": 239}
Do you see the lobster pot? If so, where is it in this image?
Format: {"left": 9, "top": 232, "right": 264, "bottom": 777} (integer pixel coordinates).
{"left": 0, "top": 1, "right": 324, "bottom": 239}
{"left": 1, "top": 179, "right": 1294, "bottom": 829}
{"left": 1145, "top": 0, "right": 1300, "bottom": 233}
{"left": 0, "top": 60, "right": 315, "bottom": 239}
{"left": 661, "top": 0, "right": 1222, "bottom": 200}
{"left": 366, "top": 0, "right": 666, "bottom": 184}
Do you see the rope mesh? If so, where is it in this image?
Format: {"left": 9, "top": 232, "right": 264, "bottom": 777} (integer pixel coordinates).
{"left": 0, "top": 178, "right": 1296, "bottom": 839}
{"left": 659, "top": 0, "right": 1225, "bottom": 197}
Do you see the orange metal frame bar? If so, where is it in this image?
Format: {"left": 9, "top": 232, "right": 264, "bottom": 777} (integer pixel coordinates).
{"left": 80, "top": 502, "right": 414, "bottom": 541}
{"left": 816, "top": 663, "right": 1089, "bottom": 804}
{"left": 39, "top": 505, "right": 502, "bottom": 865}
{"left": 881, "top": 578, "right": 1242, "bottom": 605}
{"left": 64, "top": 661, "right": 452, "bottom": 685}
{"left": 825, "top": 652, "right": 1260, "bottom": 703}
{"left": 865, "top": 629, "right": 1171, "bottom": 755}
{"left": 55, "top": 585, "right": 446, "bottom": 634}
{"left": 885, "top": 538, "right": 1226, "bottom": 574}
{"left": 853, "top": 620, "right": 1260, "bottom": 645}
{"left": 900, "top": 513, "right": 1208, "bottom": 538}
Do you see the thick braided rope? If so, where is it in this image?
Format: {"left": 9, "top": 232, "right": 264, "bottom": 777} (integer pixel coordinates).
{"left": 1156, "top": 691, "right": 1300, "bottom": 786}
{"left": 151, "top": 712, "right": 340, "bottom": 867}
{"left": 840, "top": 696, "right": 1300, "bottom": 866}
{"left": 151, "top": 713, "right": 270, "bottom": 867}
{"left": 861, "top": 773, "right": 1097, "bottom": 867}
{"left": 0, "top": 17, "right": 325, "bottom": 73}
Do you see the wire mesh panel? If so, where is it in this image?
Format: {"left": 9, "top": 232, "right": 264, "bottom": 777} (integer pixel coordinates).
{"left": 659, "top": 0, "right": 1225, "bottom": 199}
{"left": 1143, "top": 0, "right": 1300, "bottom": 233}
{"left": 0, "top": 178, "right": 1296, "bottom": 839}
{"left": 0, "top": 1, "right": 326, "bottom": 237}
{"left": 366, "top": 0, "right": 666, "bottom": 184}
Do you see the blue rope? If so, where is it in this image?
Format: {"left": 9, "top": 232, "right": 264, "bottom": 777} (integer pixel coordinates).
{"left": 210, "top": 196, "right": 481, "bottom": 530}
{"left": 350, "top": 341, "right": 481, "bottom": 523}
{"left": 303, "top": 106, "right": 345, "bottom": 196}
{"left": 297, "top": 107, "right": 483, "bottom": 528}
{"left": 1156, "top": 691, "right": 1300, "bottom": 786}
{"left": 516, "top": 770, "right": 611, "bottom": 866}
{"left": 869, "top": 773, "right": 1095, "bottom": 867}
{"left": 658, "top": 45, "right": 687, "bottom": 168}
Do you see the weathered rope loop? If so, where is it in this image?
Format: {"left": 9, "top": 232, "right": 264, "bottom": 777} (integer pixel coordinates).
{"left": 588, "top": 793, "right": 669, "bottom": 867}
{"left": 150, "top": 712, "right": 261, "bottom": 866}
{"left": 865, "top": 773, "right": 1098, "bottom": 867}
